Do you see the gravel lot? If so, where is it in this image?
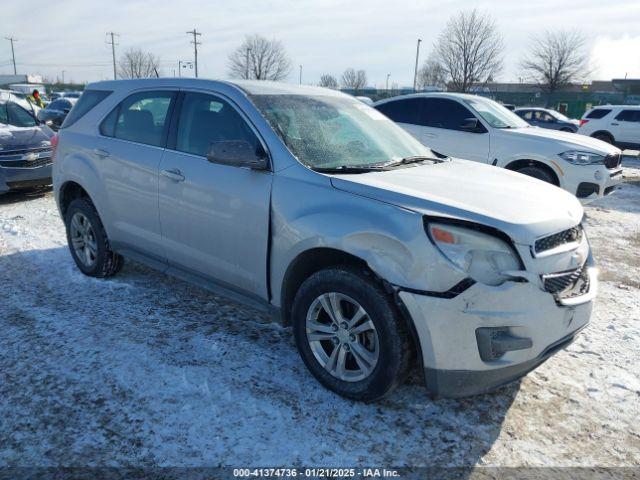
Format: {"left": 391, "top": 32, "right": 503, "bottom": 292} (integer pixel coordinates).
{"left": 0, "top": 161, "right": 639, "bottom": 468}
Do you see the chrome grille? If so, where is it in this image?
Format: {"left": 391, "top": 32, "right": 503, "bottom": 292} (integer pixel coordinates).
{"left": 0, "top": 156, "right": 52, "bottom": 169}
{"left": 543, "top": 267, "right": 584, "bottom": 294}
{"left": 535, "top": 225, "right": 583, "bottom": 254}
{"left": 0, "top": 146, "right": 51, "bottom": 157}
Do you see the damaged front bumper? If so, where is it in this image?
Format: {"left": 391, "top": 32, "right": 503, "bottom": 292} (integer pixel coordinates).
{"left": 399, "top": 267, "right": 596, "bottom": 398}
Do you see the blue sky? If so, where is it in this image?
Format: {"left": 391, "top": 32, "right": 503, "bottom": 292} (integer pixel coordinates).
{"left": 3, "top": 0, "right": 640, "bottom": 86}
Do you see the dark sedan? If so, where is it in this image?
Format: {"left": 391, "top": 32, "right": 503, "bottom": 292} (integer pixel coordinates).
{"left": 0, "top": 99, "right": 54, "bottom": 194}
{"left": 37, "top": 98, "right": 77, "bottom": 131}
{"left": 514, "top": 107, "right": 580, "bottom": 133}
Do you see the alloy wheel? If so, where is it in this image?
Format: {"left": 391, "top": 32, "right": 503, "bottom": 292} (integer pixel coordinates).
{"left": 305, "top": 292, "right": 379, "bottom": 382}
{"left": 69, "top": 212, "right": 98, "bottom": 268}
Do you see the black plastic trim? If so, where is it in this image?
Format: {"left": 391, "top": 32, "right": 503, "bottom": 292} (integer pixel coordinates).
{"left": 400, "top": 278, "right": 476, "bottom": 299}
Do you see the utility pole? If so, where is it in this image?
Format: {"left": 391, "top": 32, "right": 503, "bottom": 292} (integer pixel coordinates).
{"left": 5, "top": 37, "right": 17, "bottom": 75}
{"left": 413, "top": 38, "right": 422, "bottom": 92}
{"left": 106, "top": 32, "right": 118, "bottom": 80}
{"left": 186, "top": 29, "right": 201, "bottom": 78}
{"left": 299, "top": 65, "right": 302, "bottom": 85}
{"left": 61, "top": 70, "right": 66, "bottom": 84}
{"left": 245, "top": 48, "right": 251, "bottom": 79}
{"left": 386, "top": 73, "right": 391, "bottom": 91}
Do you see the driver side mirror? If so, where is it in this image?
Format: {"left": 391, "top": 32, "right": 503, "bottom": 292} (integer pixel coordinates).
{"left": 460, "top": 117, "right": 484, "bottom": 133}
{"left": 206, "top": 140, "right": 268, "bottom": 170}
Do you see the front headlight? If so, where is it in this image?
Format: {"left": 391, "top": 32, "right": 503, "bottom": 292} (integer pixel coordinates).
{"left": 427, "top": 222, "right": 523, "bottom": 286}
{"left": 559, "top": 150, "right": 605, "bottom": 165}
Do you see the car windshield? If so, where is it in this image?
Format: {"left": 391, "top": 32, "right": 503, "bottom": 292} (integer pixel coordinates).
{"left": 464, "top": 97, "right": 530, "bottom": 129}
{"left": 250, "top": 94, "right": 435, "bottom": 169}
{"left": 548, "top": 110, "right": 570, "bottom": 122}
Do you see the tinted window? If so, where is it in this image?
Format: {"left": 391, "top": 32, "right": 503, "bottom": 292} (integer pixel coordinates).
{"left": 0, "top": 103, "right": 7, "bottom": 124}
{"left": 175, "top": 92, "right": 259, "bottom": 158}
{"left": 518, "top": 110, "right": 533, "bottom": 120}
{"left": 615, "top": 110, "right": 640, "bottom": 122}
{"left": 104, "top": 91, "right": 175, "bottom": 147}
{"left": 422, "top": 98, "right": 475, "bottom": 130}
{"left": 62, "top": 90, "right": 111, "bottom": 128}
{"left": 375, "top": 98, "right": 421, "bottom": 124}
{"left": 586, "top": 109, "right": 611, "bottom": 119}
{"left": 7, "top": 102, "right": 37, "bottom": 127}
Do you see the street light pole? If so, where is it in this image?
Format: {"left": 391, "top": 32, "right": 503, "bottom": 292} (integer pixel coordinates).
{"left": 299, "top": 65, "right": 302, "bottom": 85}
{"left": 5, "top": 37, "right": 17, "bottom": 75}
{"left": 413, "top": 38, "right": 422, "bottom": 92}
{"left": 386, "top": 73, "right": 391, "bottom": 91}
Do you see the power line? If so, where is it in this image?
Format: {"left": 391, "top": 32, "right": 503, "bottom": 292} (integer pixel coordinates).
{"left": 5, "top": 37, "right": 17, "bottom": 75}
{"left": 186, "top": 28, "right": 201, "bottom": 78}
{"left": 106, "top": 32, "right": 119, "bottom": 80}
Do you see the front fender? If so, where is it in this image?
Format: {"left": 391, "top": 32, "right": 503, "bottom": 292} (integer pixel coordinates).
{"left": 269, "top": 172, "right": 466, "bottom": 307}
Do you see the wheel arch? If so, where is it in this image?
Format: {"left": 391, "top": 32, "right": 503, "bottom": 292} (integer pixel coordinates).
{"left": 504, "top": 158, "right": 560, "bottom": 186}
{"left": 591, "top": 130, "right": 615, "bottom": 142}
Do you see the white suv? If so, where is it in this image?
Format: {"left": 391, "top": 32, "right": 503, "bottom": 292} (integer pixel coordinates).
{"left": 578, "top": 105, "right": 640, "bottom": 150}
{"left": 374, "top": 93, "right": 623, "bottom": 202}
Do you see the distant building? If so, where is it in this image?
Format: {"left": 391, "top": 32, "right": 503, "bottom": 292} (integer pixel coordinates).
{"left": 0, "top": 74, "right": 44, "bottom": 87}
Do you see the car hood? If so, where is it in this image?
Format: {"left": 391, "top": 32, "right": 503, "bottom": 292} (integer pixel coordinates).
{"left": 330, "top": 159, "right": 584, "bottom": 245}
{"left": 502, "top": 126, "right": 620, "bottom": 155}
{"left": 0, "top": 123, "right": 52, "bottom": 151}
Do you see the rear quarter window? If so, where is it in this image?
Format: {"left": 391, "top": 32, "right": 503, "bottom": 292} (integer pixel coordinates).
{"left": 61, "top": 90, "right": 112, "bottom": 128}
{"left": 586, "top": 109, "right": 611, "bottom": 119}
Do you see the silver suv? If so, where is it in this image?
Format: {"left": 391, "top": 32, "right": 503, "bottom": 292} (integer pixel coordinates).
{"left": 53, "top": 79, "right": 597, "bottom": 401}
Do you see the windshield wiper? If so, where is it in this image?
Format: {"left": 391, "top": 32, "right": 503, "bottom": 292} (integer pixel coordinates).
{"left": 311, "top": 164, "right": 391, "bottom": 174}
{"left": 379, "top": 155, "right": 442, "bottom": 169}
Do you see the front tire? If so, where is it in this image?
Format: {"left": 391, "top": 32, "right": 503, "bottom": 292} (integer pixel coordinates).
{"left": 291, "top": 266, "right": 411, "bottom": 401}
{"left": 516, "top": 165, "right": 556, "bottom": 185}
{"left": 64, "top": 198, "right": 123, "bottom": 277}
{"left": 592, "top": 132, "right": 614, "bottom": 144}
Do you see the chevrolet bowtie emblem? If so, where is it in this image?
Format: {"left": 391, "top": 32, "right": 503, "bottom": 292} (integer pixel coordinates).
{"left": 22, "top": 152, "right": 38, "bottom": 161}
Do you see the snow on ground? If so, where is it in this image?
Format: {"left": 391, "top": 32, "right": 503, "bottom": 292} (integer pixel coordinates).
{"left": 0, "top": 162, "right": 639, "bottom": 468}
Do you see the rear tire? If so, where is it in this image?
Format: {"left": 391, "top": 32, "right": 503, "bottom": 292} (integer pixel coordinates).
{"left": 515, "top": 165, "right": 557, "bottom": 185}
{"left": 592, "top": 132, "right": 614, "bottom": 144}
{"left": 64, "top": 198, "right": 123, "bottom": 277}
{"left": 291, "top": 266, "right": 411, "bottom": 401}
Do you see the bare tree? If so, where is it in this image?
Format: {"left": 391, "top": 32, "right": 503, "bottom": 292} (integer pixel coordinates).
{"left": 340, "top": 68, "right": 367, "bottom": 93}
{"left": 318, "top": 74, "right": 338, "bottom": 89}
{"left": 521, "top": 30, "right": 590, "bottom": 94}
{"left": 118, "top": 48, "right": 160, "bottom": 79}
{"left": 434, "top": 9, "right": 504, "bottom": 92}
{"left": 228, "top": 34, "right": 292, "bottom": 81}
{"left": 417, "top": 54, "right": 448, "bottom": 90}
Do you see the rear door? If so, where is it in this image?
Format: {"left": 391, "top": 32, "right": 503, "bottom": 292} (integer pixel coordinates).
{"left": 96, "top": 89, "right": 177, "bottom": 261}
{"left": 158, "top": 90, "right": 272, "bottom": 298}
{"left": 613, "top": 109, "right": 640, "bottom": 145}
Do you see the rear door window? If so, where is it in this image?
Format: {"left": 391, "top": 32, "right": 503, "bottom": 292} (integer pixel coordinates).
{"left": 375, "top": 98, "right": 421, "bottom": 125}
{"left": 102, "top": 91, "right": 176, "bottom": 147}
{"left": 586, "top": 109, "right": 611, "bottom": 119}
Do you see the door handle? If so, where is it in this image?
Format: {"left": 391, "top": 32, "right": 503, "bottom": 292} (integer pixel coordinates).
{"left": 93, "top": 148, "right": 110, "bottom": 158}
{"left": 160, "top": 168, "right": 185, "bottom": 182}
{"left": 611, "top": 122, "right": 619, "bottom": 126}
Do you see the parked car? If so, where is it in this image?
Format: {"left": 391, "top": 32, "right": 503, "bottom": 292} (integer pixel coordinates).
{"left": 0, "top": 99, "right": 54, "bottom": 194}
{"left": 54, "top": 79, "right": 596, "bottom": 401}
{"left": 514, "top": 107, "right": 579, "bottom": 133}
{"left": 578, "top": 105, "right": 640, "bottom": 150}
{"left": 374, "top": 93, "right": 623, "bottom": 202}
{"left": 37, "top": 98, "right": 77, "bottom": 131}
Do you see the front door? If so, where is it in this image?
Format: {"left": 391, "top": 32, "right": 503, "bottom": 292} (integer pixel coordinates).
{"left": 416, "top": 98, "right": 490, "bottom": 163}
{"left": 158, "top": 91, "right": 272, "bottom": 298}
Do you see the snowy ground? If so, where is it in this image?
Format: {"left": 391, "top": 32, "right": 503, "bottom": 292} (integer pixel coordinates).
{"left": 0, "top": 162, "right": 639, "bottom": 468}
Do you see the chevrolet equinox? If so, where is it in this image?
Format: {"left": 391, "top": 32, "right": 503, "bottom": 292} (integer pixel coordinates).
{"left": 53, "top": 79, "right": 597, "bottom": 401}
